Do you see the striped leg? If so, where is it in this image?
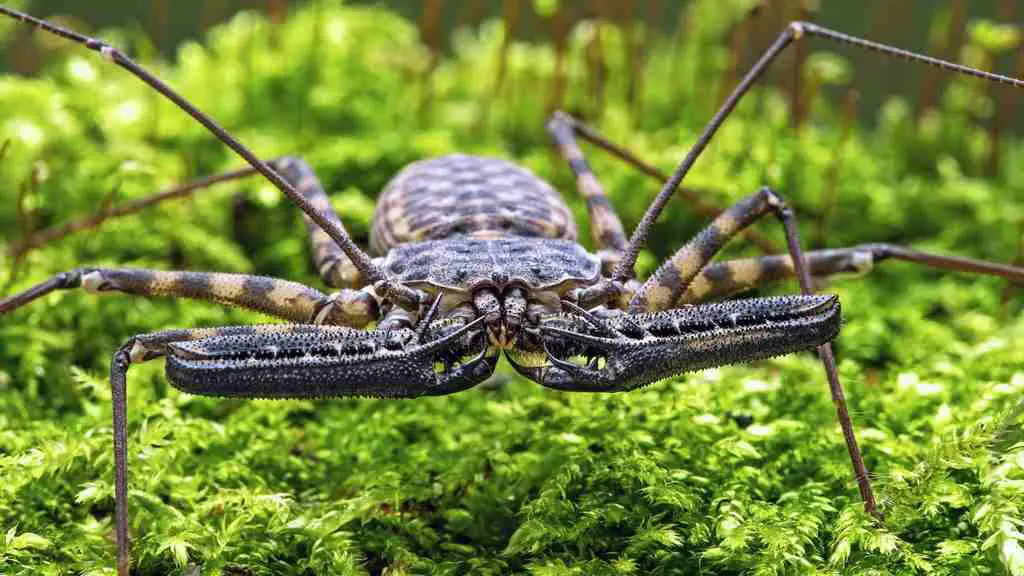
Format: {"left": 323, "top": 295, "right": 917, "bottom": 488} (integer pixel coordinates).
{"left": 546, "top": 112, "right": 629, "bottom": 271}
{"left": 0, "top": 268, "right": 379, "bottom": 327}
{"left": 546, "top": 110, "right": 781, "bottom": 255}
{"left": 631, "top": 187, "right": 794, "bottom": 313}
{"left": 678, "top": 244, "right": 1024, "bottom": 305}
{"left": 271, "top": 157, "right": 366, "bottom": 289}
{"left": 0, "top": 7, "right": 426, "bottom": 311}
{"left": 630, "top": 186, "right": 879, "bottom": 516}
{"left": 9, "top": 156, "right": 366, "bottom": 290}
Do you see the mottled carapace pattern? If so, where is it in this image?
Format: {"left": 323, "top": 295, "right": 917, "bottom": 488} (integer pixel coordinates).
{"left": 370, "top": 154, "right": 577, "bottom": 254}
{"left": 382, "top": 237, "right": 601, "bottom": 293}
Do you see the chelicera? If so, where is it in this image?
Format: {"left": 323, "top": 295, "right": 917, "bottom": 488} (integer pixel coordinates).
{"left": 1, "top": 7, "right": 1022, "bottom": 575}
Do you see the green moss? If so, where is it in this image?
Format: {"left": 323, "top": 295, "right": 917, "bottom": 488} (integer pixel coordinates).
{"left": 1, "top": 2, "right": 1023, "bottom": 574}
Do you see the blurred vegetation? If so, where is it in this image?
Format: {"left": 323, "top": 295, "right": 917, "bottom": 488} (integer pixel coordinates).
{"left": 0, "top": 0, "right": 1023, "bottom": 574}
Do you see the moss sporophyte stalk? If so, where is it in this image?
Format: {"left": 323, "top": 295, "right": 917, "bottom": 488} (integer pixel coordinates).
{"left": 1, "top": 2, "right": 1023, "bottom": 574}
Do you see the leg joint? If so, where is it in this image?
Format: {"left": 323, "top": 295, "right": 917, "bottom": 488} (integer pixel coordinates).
{"left": 545, "top": 110, "right": 576, "bottom": 135}
{"left": 753, "top": 186, "right": 797, "bottom": 224}
{"left": 112, "top": 339, "right": 139, "bottom": 369}
{"left": 58, "top": 269, "right": 86, "bottom": 289}
{"left": 787, "top": 21, "right": 808, "bottom": 39}
{"left": 311, "top": 289, "right": 379, "bottom": 327}
{"left": 120, "top": 336, "right": 161, "bottom": 364}
{"left": 268, "top": 155, "right": 302, "bottom": 171}
{"left": 757, "top": 186, "right": 789, "bottom": 211}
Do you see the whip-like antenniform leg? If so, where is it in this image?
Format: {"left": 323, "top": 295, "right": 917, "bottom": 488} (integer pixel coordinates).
{"left": 613, "top": 21, "right": 1024, "bottom": 282}
{"left": 0, "top": 7, "right": 424, "bottom": 309}
{"left": 0, "top": 268, "right": 378, "bottom": 326}
{"left": 604, "top": 20, "right": 1024, "bottom": 517}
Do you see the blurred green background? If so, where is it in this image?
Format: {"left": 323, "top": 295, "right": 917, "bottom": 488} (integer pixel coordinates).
{"left": 6, "top": 0, "right": 1024, "bottom": 133}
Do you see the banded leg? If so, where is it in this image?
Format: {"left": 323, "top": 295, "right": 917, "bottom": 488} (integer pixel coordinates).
{"left": 0, "top": 268, "right": 379, "bottom": 327}
{"left": 9, "top": 156, "right": 366, "bottom": 290}
{"left": 546, "top": 111, "right": 629, "bottom": 271}
{"left": 679, "top": 244, "right": 1024, "bottom": 304}
{"left": 0, "top": 7, "right": 425, "bottom": 310}
{"left": 631, "top": 186, "right": 877, "bottom": 515}
{"left": 632, "top": 188, "right": 793, "bottom": 312}
{"left": 271, "top": 157, "right": 366, "bottom": 289}
{"left": 547, "top": 110, "right": 780, "bottom": 255}
{"left": 110, "top": 318, "right": 492, "bottom": 574}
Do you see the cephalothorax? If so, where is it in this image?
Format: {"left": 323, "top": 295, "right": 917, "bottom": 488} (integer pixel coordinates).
{"left": 2, "top": 8, "right": 1023, "bottom": 575}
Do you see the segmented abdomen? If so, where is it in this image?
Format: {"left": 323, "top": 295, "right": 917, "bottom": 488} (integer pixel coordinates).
{"left": 369, "top": 154, "right": 577, "bottom": 254}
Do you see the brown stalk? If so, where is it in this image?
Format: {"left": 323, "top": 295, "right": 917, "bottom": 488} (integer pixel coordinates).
{"left": 548, "top": 4, "right": 567, "bottom": 114}
{"left": 7, "top": 166, "right": 263, "bottom": 259}
{"left": 418, "top": 0, "right": 443, "bottom": 121}
{"left": 1002, "top": 222, "right": 1023, "bottom": 310}
{"left": 480, "top": 0, "right": 518, "bottom": 132}
{"left": 588, "top": 0, "right": 609, "bottom": 119}
{"left": 201, "top": 0, "right": 227, "bottom": 34}
{"left": 267, "top": 0, "right": 287, "bottom": 25}
{"left": 815, "top": 89, "right": 859, "bottom": 247}
{"left": 148, "top": 0, "right": 167, "bottom": 51}
{"left": 454, "top": 0, "right": 485, "bottom": 31}
{"left": 621, "top": 0, "right": 638, "bottom": 108}
{"left": 917, "top": 0, "right": 965, "bottom": 117}
{"left": 790, "top": 0, "right": 807, "bottom": 128}
{"left": 987, "top": 0, "right": 1020, "bottom": 175}
{"left": 721, "top": 3, "right": 764, "bottom": 112}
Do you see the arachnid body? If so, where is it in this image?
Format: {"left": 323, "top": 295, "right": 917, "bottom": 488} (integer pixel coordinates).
{"left": 1, "top": 7, "right": 1023, "bottom": 575}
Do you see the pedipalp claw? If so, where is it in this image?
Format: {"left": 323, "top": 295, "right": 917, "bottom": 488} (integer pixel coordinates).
{"left": 542, "top": 340, "right": 597, "bottom": 379}
{"left": 165, "top": 315, "right": 493, "bottom": 399}
{"left": 521, "top": 294, "right": 842, "bottom": 392}
{"left": 426, "top": 345, "right": 499, "bottom": 395}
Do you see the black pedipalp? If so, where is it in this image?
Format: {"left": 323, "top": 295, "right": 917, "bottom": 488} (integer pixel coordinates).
{"left": 165, "top": 319, "right": 492, "bottom": 399}
{"left": 514, "top": 295, "right": 841, "bottom": 392}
